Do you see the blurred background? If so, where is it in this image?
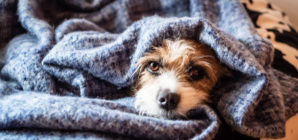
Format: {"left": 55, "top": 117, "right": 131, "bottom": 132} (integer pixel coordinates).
{"left": 264, "top": 1, "right": 298, "bottom": 140}
{"left": 269, "top": 0, "right": 298, "bottom": 31}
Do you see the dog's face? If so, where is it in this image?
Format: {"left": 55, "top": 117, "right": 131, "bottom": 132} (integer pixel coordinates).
{"left": 133, "top": 39, "right": 228, "bottom": 119}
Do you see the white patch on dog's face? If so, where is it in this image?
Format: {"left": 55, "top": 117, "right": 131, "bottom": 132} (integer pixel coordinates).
{"left": 133, "top": 39, "right": 228, "bottom": 118}
{"left": 135, "top": 71, "right": 180, "bottom": 118}
{"left": 135, "top": 71, "right": 207, "bottom": 118}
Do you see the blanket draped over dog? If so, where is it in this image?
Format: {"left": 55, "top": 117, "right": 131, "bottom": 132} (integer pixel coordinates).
{"left": 1, "top": 0, "right": 298, "bottom": 139}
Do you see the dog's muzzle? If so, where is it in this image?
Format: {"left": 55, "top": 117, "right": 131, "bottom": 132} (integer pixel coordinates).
{"left": 157, "top": 91, "right": 180, "bottom": 111}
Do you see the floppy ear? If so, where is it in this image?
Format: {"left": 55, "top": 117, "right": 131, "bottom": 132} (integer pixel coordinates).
{"left": 218, "top": 63, "right": 232, "bottom": 78}
{"left": 222, "top": 66, "right": 232, "bottom": 77}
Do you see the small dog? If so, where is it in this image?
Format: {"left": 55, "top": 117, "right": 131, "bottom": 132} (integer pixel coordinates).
{"left": 133, "top": 39, "right": 228, "bottom": 119}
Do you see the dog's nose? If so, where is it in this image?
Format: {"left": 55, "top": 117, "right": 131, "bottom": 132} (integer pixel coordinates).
{"left": 157, "top": 92, "right": 180, "bottom": 110}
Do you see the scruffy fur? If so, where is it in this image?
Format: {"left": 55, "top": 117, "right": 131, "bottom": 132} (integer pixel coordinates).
{"left": 133, "top": 39, "right": 228, "bottom": 119}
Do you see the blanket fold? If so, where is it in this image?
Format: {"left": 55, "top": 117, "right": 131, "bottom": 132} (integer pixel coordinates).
{"left": 1, "top": 0, "right": 298, "bottom": 139}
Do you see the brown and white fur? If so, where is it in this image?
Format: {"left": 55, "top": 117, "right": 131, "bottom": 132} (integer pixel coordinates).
{"left": 132, "top": 39, "right": 229, "bottom": 119}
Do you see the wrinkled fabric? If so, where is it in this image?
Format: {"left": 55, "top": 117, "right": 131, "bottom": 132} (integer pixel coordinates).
{"left": 0, "top": 0, "right": 298, "bottom": 139}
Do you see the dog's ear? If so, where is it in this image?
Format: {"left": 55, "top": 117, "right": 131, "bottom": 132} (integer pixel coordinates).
{"left": 219, "top": 64, "right": 232, "bottom": 78}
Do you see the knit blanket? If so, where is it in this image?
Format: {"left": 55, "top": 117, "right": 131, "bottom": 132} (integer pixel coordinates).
{"left": 1, "top": 0, "right": 298, "bottom": 139}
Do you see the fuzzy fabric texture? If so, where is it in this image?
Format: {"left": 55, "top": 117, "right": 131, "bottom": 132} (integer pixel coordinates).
{"left": 0, "top": 0, "right": 298, "bottom": 139}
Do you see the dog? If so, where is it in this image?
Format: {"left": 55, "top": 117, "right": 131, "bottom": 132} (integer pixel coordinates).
{"left": 132, "top": 39, "right": 229, "bottom": 119}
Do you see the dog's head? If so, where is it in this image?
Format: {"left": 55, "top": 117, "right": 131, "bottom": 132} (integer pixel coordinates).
{"left": 133, "top": 39, "right": 228, "bottom": 118}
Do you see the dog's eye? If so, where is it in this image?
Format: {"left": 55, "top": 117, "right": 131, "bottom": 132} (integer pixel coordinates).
{"left": 148, "top": 62, "right": 159, "bottom": 71}
{"left": 189, "top": 67, "right": 205, "bottom": 80}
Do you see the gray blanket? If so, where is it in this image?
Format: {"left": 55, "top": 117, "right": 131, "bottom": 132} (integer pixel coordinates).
{"left": 1, "top": 0, "right": 298, "bottom": 139}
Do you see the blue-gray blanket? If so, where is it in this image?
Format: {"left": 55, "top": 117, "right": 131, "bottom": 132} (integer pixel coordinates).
{"left": 1, "top": 0, "right": 298, "bottom": 139}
